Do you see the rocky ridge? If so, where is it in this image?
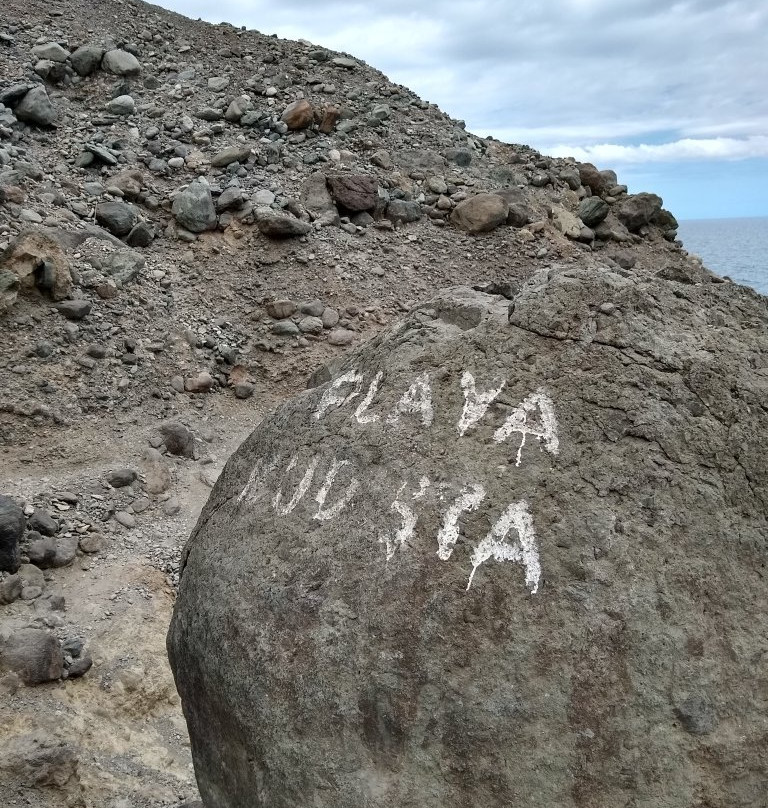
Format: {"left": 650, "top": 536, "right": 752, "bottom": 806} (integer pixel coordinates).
{"left": 0, "top": 0, "right": 760, "bottom": 806}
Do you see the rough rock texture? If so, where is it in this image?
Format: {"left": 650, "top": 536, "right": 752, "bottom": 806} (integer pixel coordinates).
{"left": 14, "top": 85, "right": 56, "bottom": 126}
{"left": 169, "top": 271, "right": 768, "bottom": 808}
{"left": 172, "top": 182, "right": 217, "bottom": 232}
{"left": 1, "top": 628, "right": 64, "bottom": 684}
{"left": 0, "top": 229, "right": 72, "bottom": 301}
{"left": 451, "top": 192, "right": 508, "bottom": 233}
{"left": 0, "top": 494, "right": 24, "bottom": 573}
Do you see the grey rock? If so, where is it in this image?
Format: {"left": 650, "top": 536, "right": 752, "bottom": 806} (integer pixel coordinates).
{"left": 85, "top": 143, "right": 118, "bottom": 166}
{"left": 386, "top": 199, "right": 422, "bottom": 226}
{"left": 15, "top": 86, "right": 57, "bottom": 126}
{"left": 266, "top": 299, "right": 297, "bottom": 320}
{"left": 208, "top": 76, "right": 230, "bottom": 91}
{"left": 95, "top": 201, "right": 137, "bottom": 236}
{"left": 172, "top": 183, "right": 217, "bottom": 233}
{"left": 0, "top": 629, "right": 63, "bottom": 685}
{"left": 106, "top": 94, "right": 135, "bottom": 116}
{"left": 301, "top": 171, "right": 336, "bottom": 219}
{"left": 142, "top": 448, "right": 171, "bottom": 494}
{"left": 102, "top": 49, "right": 141, "bottom": 76}
{"left": 25, "top": 534, "right": 56, "bottom": 568}
{"left": 211, "top": 145, "right": 251, "bottom": 168}
{"left": 617, "top": 192, "right": 663, "bottom": 233}
{"left": 106, "top": 469, "right": 137, "bottom": 488}
{"left": 0, "top": 495, "right": 24, "bottom": 573}
{"left": 67, "top": 654, "right": 92, "bottom": 678}
{"left": 32, "top": 42, "right": 70, "bottom": 62}
{"left": 254, "top": 208, "right": 311, "bottom": 238}
{"left": 216, "top": 186, "right": 245, "bottom": 212}
{"left": 55, "top": 300, "right": 91, "bottom": 320}
{"left": 114, "top": 511, "right": 135, "bottom": 528}
{"left": 27, "top": 508, "right": 58, "bottom": 537}
{"left": 444, "top": 147, "right": 472, "bottom": 166}
{"left": 170, "top": 271, "right": 768, "bottom": 808}
{"left": 578, "top": 197, "right": 610, "bottom": 227}
{"left": 126, "top": 221, "right": 154, "bottom": 247}
{"left": 271, "top": 320, "right": 300, "bottom": 336}
{"left": 298, "top": 316, "right": 323, "bottom": 335}
{"left": 0, "top": 83, "right": 36, "bottom": 107}
{"left": 160, "top": 422, "right": 195, "bottom": 458}
{"left": 52, "top": 535, "right": 78, "bottom": 568}
{"left": 70, "top": 44, "right": 104, "bottom": 76}
{"left": 224, "top": 95, "right": 252, "bottom": 122}
{"left": 103, "top": 249, "right": 145, "bottom": 284}
{"left": 300, "top": 299, "right": 325, "bottom": 317}
{"left": 327, "top": 328, "right": 355, "bottom": 346}
{"left": 0, "top": 574, "right": 22, "bottom": 604}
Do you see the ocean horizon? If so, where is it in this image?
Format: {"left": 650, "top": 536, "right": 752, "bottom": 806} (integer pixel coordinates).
{"left": 677, "top": 216, "right": 768, "bottom": 296}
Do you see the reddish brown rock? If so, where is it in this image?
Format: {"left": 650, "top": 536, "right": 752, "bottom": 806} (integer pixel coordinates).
{"left": 281, "top": 99, "right": 314, "bottom": 130}
{"left": 327, "top": 174, "right": 378, "bottom": 212}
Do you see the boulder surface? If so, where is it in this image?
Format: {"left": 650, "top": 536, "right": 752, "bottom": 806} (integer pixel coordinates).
{"left": 169, "top": 266, "right": 768, "bottom": 808}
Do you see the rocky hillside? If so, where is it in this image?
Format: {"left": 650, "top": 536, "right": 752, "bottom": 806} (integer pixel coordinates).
{"left": 0, "top": 0, "right": 757, "bottom": 806}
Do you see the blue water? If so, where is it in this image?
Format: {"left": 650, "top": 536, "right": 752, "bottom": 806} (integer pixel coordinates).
{"left": 677, "top": 217, "right": 768, "bottom": 295}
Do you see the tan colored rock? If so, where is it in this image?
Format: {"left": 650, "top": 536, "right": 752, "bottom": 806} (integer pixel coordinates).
{"left": 0, "top": 230, "right": 72, "bottom": 301}
{"left": 550, "top": 204, "right": 582, "bottom": 239}
{"left": 451, "top": 193, "right": 508, "bottom": 234}
{"left": 108, "top": 169, "right": 145, "bottom": 200}
{"left": 281, "top": 99, "right": 314, "bottom": 130}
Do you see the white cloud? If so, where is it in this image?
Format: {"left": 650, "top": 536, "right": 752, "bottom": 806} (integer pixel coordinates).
{"left": 548, "top": 136, "right": 768, "bottom": 164}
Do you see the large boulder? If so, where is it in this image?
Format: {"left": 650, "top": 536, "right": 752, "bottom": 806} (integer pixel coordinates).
{"left": 0, "top": 494, "right": 24, "bottom": 573}
{"left": 451, "top": 193, "right": 508, "bottom": 233}
{"left": 172, "top": 182, "right": 217, "bottom": 233}
{"left": 169, "top": 268, "right": 768, "bottom": 808}
{"left": 101, "top": 49, "right": 141, "bottom": 76}
{"left": 617, "top": 192, "right": 663, "bottom": 233}
{"left": 0, "top": 629, "right": 63, "bottom": 685}
{"left": 14, "top": 86, "right": 57, "bottom": 126}
{"left": 95, "top": 201, "right": 137, "bottom": 237}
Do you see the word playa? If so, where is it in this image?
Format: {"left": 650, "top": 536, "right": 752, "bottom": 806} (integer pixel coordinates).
{"left": 238, "top": 368, "right": 561, "bottom": 594}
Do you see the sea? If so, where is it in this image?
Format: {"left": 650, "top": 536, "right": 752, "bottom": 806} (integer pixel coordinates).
{"left": 676, "top": 216, "right": 768, "bottom": 296}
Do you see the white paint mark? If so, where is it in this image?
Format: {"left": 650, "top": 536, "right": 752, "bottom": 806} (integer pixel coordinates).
{"left": 354, "top": 371, "right": 383, "bottom": 424}
{"left": 492, "top": 390, "right": 559, "bottom": 466}
{"left": 457, "top": 371, "right": 506, "bottom": 436}
{"left": 236, "top": 456, "right": 277, "bottom": 505}
{"left": 436, "top": 484, "right": 486, "bottom": 561}
{"left": 314, "top": 370, "right": 363, "bottom": 420}
{"left": 314, "top": 458, "right": 360, "bottom": 521}
{"left": 467, "top": 500, "right": 541, "bottom": 593}
{"left": 413, "top": 476, "right": 431, "bottom": 500}
{"left": 387, "top": 372, "right": 434, "bottom": 427}
{"left": 273, "top": 455, "right": 318, "bottom": 516}
{"left": 379, "top": 484, "right": 417, "bottom": 561}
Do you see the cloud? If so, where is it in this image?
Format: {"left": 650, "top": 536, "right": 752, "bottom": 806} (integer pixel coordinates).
{"left": 547, "top": 136, "right": 768, "bottom": 164}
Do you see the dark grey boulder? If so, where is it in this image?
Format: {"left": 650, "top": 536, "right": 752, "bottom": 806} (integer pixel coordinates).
{"left": 70, "top": 44, "right": 104, "bottom": 76}
{"left": 0, "top": 494, "right": 24, "bottom": 573}
{"left": 616, "top": 192, "right": 663, "bottom": 232}
{"left": 169, "top": 269, "right": 768, "bottom": 808}
{"left": 386, "top": 199, "right": 422, "bottom": 226}
{"left": 95, "top": 201, "right": 137, "bottom": 237}
{"left": 1, "top": 629, "right": 63, "bottom": 685}
{"left": 14, "top": 86, "right": 57, "bottom": 126}
{"left": 578, "top": 196, "right": 610, "bottom": 227}
{"left": 56, "top": 300, "right": 91, "bottom": 320}
{"left": 160, "top": 422, "right": 196, "bottom": 458}
{"left": 27, "top": 508, "right": 58, "bottom": 536}
{"left": 172, "top": 183, "right": 217, "bottom": 233}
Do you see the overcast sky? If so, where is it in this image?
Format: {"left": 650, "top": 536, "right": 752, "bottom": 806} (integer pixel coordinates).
{"left": 158, "top": 0, "right": 767, "bottom": 220}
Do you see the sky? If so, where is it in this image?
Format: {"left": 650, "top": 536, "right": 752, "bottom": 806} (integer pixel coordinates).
{"left": 157, "top": 0, "right": 768, "bottom": 220}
